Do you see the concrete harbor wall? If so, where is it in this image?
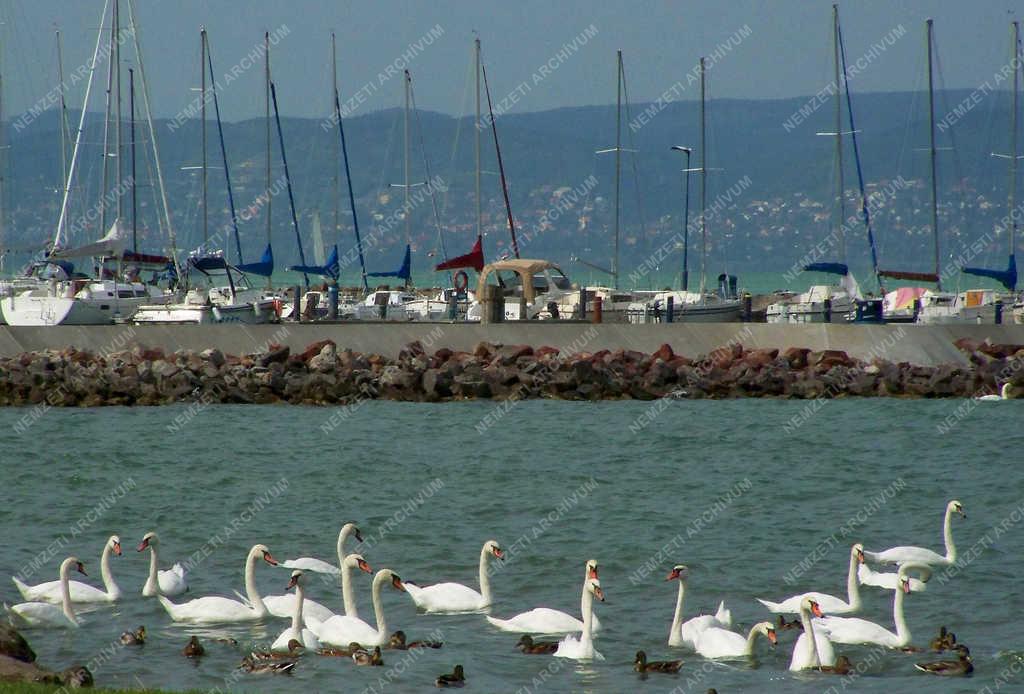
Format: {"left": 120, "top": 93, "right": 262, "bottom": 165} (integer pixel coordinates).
{"left": 2, "top": 322, "right": 1024, "bottom": 365}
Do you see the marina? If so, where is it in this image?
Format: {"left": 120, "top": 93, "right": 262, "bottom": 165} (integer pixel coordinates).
{"left": 1, "top": 1, "right": 1023, "bottom": 693}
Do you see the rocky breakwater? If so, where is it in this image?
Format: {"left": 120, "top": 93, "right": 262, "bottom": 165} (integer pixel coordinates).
{"left": 0, "top": 624, "right": 92, "bottom": 687}
{"left": 0, "top": 337, "right": 1022, "bottom": 407}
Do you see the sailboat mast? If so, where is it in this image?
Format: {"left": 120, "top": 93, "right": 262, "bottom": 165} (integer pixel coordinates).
{"left": 331, "top": 33, "right": 368, "bottom": 290}
{"left": 125, "top": 0, "right": 180, "bottom": 279}
{"left": 699, "top": 56, "right": 707, "bottom": 296}
{"left": 833, "top": 4, "right": 846, "bottom": 262}
{"left": 475, "top": 38, "right": 482, "bottom": 241}
{"left": 100, "top": 0, "right": 116, "bottom": 235}
{"left": 113, "top": 0, "right": 123, "bottom": 222}
{"left": 1010, "top": 21, "right": 1020, "bottom": 263}
{"left": 614, "top": 50, "right": 622, "bottom": 289}
{"left": 129, "top": 67, "right": 137, "bottom": 253}
{"left": 331, "top": 36, "right": 339, "bottom": 253}
{"left": 55, "top": 0, "right": 109, "bottom": 252}
{"left": 0, "top": 34, "right": 5, "bottom": 265}
{"left": 56, "top": 30, "right": 69, "bottom": 192}
{"left": 404, "top": 70, "right": 411, "bottom": 266}
{"left": 264, "top": 31, "right": 272, "bottom": 286}
{"left": 926, "top": 19, "right": 941, "bottom": 290}
{"left": 200, "top": 27, "right": 208, "bottom": 246}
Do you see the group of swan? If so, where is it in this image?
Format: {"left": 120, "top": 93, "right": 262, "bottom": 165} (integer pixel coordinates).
{"left": 5, "top": 499, "right": 967, "bottom": 672}
{"left": 6, "top": 532, "right": 187, "bottom": 629}
{"left": 750, "top": 499, "right": 965, "bottom": 669}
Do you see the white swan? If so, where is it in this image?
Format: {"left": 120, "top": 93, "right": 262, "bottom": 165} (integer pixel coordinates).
{"left": 858, "top": 562, "right": 927, "bottom": 592}
{"left": 757, "top": 543, "right": 863, "bottom": 615}
{"left": 282, "top": 522, "right": 363, "bottom": 575}
{"left": 977, "top": 383, "right": 1012, "bottom": 401}
{"left": 665, "top": 564, "right": 732, "bottom": 648}
{"left": 260, "top": 552, "right": 372, "bottom": 622}
{"left": 694, "top": 621, "right": 777, "bottom": 659}
{"left": 813, "top": 564, "right": 929, "bottom": 647}
{"left": 307, "top": 569, "right": 405, "bottom": 647}
{"left": 789, "top": 597, "right": 835, "bottom": 671}
{"left": 13, "top": 536, "right": 122, "bottom": 603}
{"left": 553, "top": 577, "right": 605, "bottom": 661}
{"left": 863, "top": 500, "right": 965, "bottom": 566}
{"left": 5, "top": 557, "right": 87, "bottom": 628}
{"left": 138, "top": 532, "right": 189, "bottom": 596}
{"left": 405, "top": 540, "right": 503, "bottom": 613}
{"left": 271, "top": 571, "right": 321, "bottom": 651}
{"left": 485, "top": 560, "right": 603, "bottom": 634}
{"left": 157, "top": 544, "right": 278, "bottom": 624}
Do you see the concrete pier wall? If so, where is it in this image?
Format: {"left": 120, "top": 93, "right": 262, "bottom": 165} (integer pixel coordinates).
{"left": 2, "top": 322, "right": 1023, "bottom": 365}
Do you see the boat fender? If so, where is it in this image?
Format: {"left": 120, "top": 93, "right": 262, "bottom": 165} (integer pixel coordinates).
{"left": 453, "top": 270, "right": 469, "bottom": 293}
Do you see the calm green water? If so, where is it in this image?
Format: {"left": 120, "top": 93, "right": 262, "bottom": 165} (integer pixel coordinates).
{"left": 1, "top": 399, "right": 1022, "bottom": 693}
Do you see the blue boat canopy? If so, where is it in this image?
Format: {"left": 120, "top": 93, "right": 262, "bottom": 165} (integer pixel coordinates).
{"left": 237, "top": 244, "right": 275, "bottom": 277}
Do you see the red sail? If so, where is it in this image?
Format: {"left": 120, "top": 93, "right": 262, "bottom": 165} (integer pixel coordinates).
{"left": 435, "top": 235, "right": 484, "bottom": 272}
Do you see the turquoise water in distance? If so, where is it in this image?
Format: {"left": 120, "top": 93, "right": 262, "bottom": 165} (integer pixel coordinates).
{"left": 1, "top": 399, "right": 1022, "bottom": 693}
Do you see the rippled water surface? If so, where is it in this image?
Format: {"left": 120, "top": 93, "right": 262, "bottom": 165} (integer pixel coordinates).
{"left": 1, "top": 398, "right": 1022, "bottom": 693}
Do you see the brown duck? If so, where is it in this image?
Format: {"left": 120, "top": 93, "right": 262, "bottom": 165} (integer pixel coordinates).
{"left": 634, "top": 650, "right": 683, "bottom": 674}
{"left": 777, "top": 615, "right": 803, "bottom": 631}
{"left": 819, "top": 655, "right": 854, "bottom": 675}
{"left": 516, "top": 635, "right": 559, "bottom": 654}
{"left": 240, "top": 655, "right": 296, "bottom": 675}
{"left": 317, "top": 642, "right": 365, "bottom": 657}
{"left": 389, "top": 630, "right": 444, "bottom": 650}
{"left": 915, "top": 645, "right": 973, "bottom": 676}
{"left": 182, "top": 636, "right": 205, "bottom": 658}
{"left": 436, "top": 664, "right": 466, "bottom": 688}
{"left": 120, "top": 626, "right": 146, "bottom": 646}
{"left": 352, "top": 646, "right": 384, "bottom": 666}
{"left": 929, "top": 626, "right": 957, "bottom": 652}
{"left": 251, "top": 639, "right": 303, "bottom": 660}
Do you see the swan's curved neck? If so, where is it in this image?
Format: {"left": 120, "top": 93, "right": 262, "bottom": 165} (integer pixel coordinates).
{"left": 581, "top": 585, "right": 594, "bottom": 642}
{"left": 800, "top": 606, "right": 822, "bottom": 670}
{"left": 669, "top": 580, "right": 686, "bottom": 645}
{"left": 892, "top": 586, "right": 910, "bottom": 645}
{"left": 943, "top": 507, "right": 957, "bottom": 562}
{"left": 336, "top": 527, "right": 351, "bottom": 568}
{"left": 370, "top": 572, "right": 389, "bottom": 637}
{"left": 100, "top": 543, "right": 119, "bottom": 597}
{"left": 291, "top": 582, "right": 305, "bottom": 632}
{"left": 341, "top": 556, "right": 358, "bottom": 618}
{"left": 745, "top": 625, "right": 762, "bottom": 655}
{"left": 845, "top": 551, "right": 861, "bottom": 610}
{"left": 478, "top": 546, "right": 493, "bottom": 605}
{"left": 144, "top": 545, "right": 159, "bottom": 595}
{"left": 59, "top": 561, "right": 76, "bottom": 623}
{"left": 245, "top": 551, "right": 267, "bottom": 616}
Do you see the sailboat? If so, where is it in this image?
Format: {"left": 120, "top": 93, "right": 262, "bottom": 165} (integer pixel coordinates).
{"left": 768, "top": 5, "right": 861, "bottom": 323}
{"left": 135, "top": 28, "right": 275, "bottom": 324}
{"left": 631, "top": 56, "right": 742, "bottom": 322}
{"left": 2, "top": 0, "right": 172, "bottom": 326}
{"left": 872, "top": 19, "right": 946, "bottom": 322}
{"left": 957, "top": 21, "right": 1020, "bottom": 323}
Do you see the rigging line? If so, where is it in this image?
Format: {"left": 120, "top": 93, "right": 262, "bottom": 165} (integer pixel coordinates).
{"left": 443, "top": 42, "right": 475, "bottom": 219}
{"left": 618, "top": 58, "right": 648, "bottom": 249}
{"left": 408, "top": 76, "right": 451, "bottom": 281}
{"left": 838, "top": 19, "right": 880, "bottom": 288}
{"left": 481, "top": 60, "right": 519, "bottom": 259}
{"left": 930, "top": 32, "right": 968, "bottom": 263}
{"left": 206, "top": 33, "right": 243, "bottom": 264}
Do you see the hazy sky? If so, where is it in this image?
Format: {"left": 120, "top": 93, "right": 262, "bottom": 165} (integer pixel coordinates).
{"left": 1, "top": 1, "right": 1018, "bottom": 124}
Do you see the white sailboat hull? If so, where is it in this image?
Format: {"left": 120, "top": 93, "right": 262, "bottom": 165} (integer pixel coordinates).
{"left": 2, "top": 284, "right": 163, "bottom": 326}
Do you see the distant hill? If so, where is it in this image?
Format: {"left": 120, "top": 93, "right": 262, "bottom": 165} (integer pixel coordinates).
{"left": 1, "top": 87, "right": 1019, "bottom": 288}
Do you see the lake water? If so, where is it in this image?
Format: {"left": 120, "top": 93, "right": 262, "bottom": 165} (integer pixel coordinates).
{"left": 1, "top": 398, "right": 1021, "bottom": 693}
